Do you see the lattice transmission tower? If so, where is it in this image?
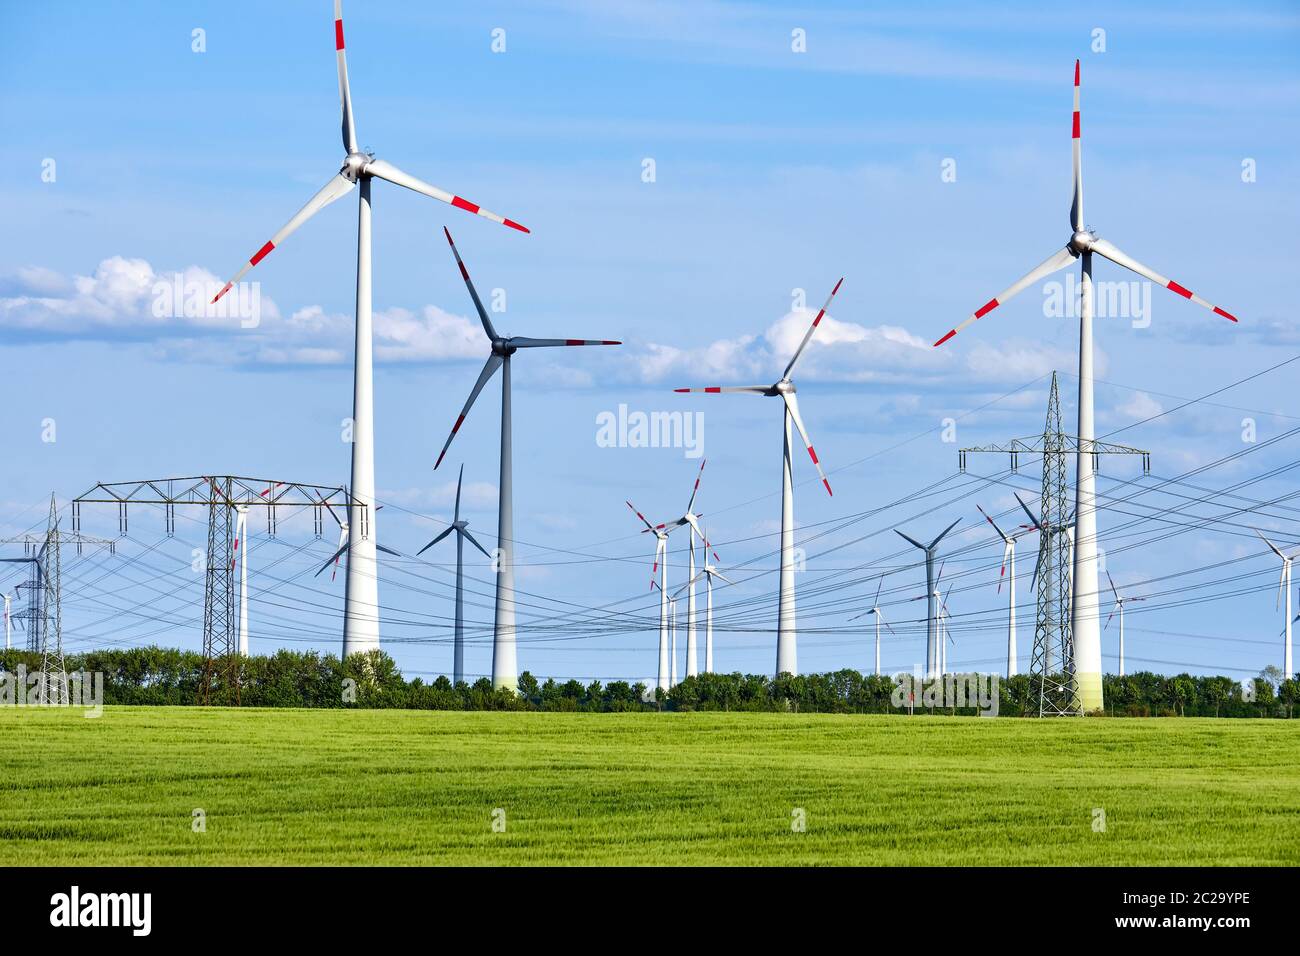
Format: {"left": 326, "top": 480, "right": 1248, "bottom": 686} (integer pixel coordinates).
{"left": 1, "top": 494, "right": 115, "bottom": 702}
{"left": 73, "top": 476, "right": 360, "bottom": 705}
{"left": 959, "top": 372, "right": 1149, "bottom": 716}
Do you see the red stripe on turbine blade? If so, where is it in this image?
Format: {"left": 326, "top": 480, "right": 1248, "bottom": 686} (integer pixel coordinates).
{"left": 822, "top": 478, "right": 833, "bottom": 496}
{"left": 443, "top": 227, "right": 455, "bottom": 246}
{"left": 974, "top": 298, "right": 999, "bottom": 319}
{"left": 458, "top": 262, "right": 469, "bottom": 281}
{"left": 452, "top": 196, "right": 481, "bottom": 214}
{"left": 565, "top": 339, "right": 586, "bottom": 346}
{"left": 1167, "top": 280, "right": 1193, "bottom": 299}
{"left": 934, "top": 329, "right": 957, "bottom": 348}
{"left": 832, "top": 277, "right": 844, "bottom": 295}
{"left": 1213, "top": 306, "right": 1238, "bottom": 322}
{"left": 335, "top": 20, "right": 345, "bottom": 50}
{"left": 211, "top": 282, "right": 233, "bottom": 304}
{"left": 674, "top": 388, "right": 690, "bottom": 393}
{"left": 812, "top": 309, "right": 826, "bottom": 327}
{"left": 1074, "top": 59, "right": 1080, "bottom": 86}
{"left": 602, "top": 340, "right": 621, "bottom": 345}
{"left": 503, "top": 219, "right": 530, "bottom": 233}
{"left": 1072, "top": 111, "right": 1080, "bottom": 139}
{"left": 807, "top": 446, "right": 819, "bottom": 465}
{"left": 250, "top": 241, "right": 275, "bottom": 266}
{"left": 705, "top": 387, "right": 721, "bottom": 393}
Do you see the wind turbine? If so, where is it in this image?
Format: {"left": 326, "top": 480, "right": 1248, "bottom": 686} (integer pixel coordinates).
{"left": 316, "top": 489, "right": 401, "bottom": 583}
{"left": 674, "top": 279, "right": 844, "bottom": 677}
{"left": 1104, "top": 571, "right": 1146, "bottom": 678}
{"left": 932, "top": 60, "right": 1240, "bottom": 713}
{"left": 674, "top": 530, "right": 731, "bottom": 674}
{"left": 212, "top": 1, "right": 528, "bottom": 660}
{"left": 666, "top": 460, "right": 710, "bottom": 678}
{"left": 629, "top": 501, "right": 673, "bottom": 693}
{"left": 896, "top": 519, "right": 961, "bottom": 678}
{"left": 978, "top": 504, "right": 1028, "bottom": 678}
{"left": 418, "top": 465, "right": 492, "bottom": 685}
{"left": 849, "top": 575, "right": 894, "bottom": 676}
{"left": 938, "top": 584, "right": 955, "bottom": 675}
{"left": 1254, "top": 529, "right": 1297, "bottom": 677}
{"left": 432, "top": 228, "right": 620, "bottom": 691}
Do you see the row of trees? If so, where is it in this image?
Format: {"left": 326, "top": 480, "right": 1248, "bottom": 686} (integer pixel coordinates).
{"left": 1, "top": 646, "right": 1294, "bottom": 717}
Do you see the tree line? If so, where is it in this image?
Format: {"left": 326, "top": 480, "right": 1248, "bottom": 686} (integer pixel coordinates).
{"left": 0, "top": 646, "right": 1295, "bottom": 717}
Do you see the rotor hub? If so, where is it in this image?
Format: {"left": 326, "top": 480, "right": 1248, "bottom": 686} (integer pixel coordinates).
{"left": 341, "top": 152, "right": 371, "bottom": 182}
{"left": 1069, "top": 229, "right": 1096, "bottom": 254}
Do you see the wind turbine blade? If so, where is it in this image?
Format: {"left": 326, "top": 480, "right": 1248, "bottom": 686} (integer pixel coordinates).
{"left": 434, "top": 353, "right": 504, "bottom": 469}
{"left": 712, "top": 571, "right": 736, "bottom": 586}
{"left": 673, "top": 385, "right": 769, "bottom": 394}
{"left": 364, "top": 158, "right": 529, "bottom": 233}
{"left": 977, "top": 504, "right": 1010, "bottom": 543}
{"left": 316, "top": 543, "right": 349, "bottom": 577}
{"left": 1014, "top": 493, "right": 1043, "bottom": 530}
{"left": 443, "top": 227, "right": 498, "bottom": 340}
{"left": 1279, "top": 566, "right": 1286, "bottom": 612}
{"left": 315, "top": 491, "right": 344, "bottom": 529}
{"left": 1107, "top": 570, "right": 1120, "bottom": 603}
{"left": 1254, "top": 528, "right": 1287, "bottom": 561}
{"left": 461, "top": 528, "right": 492, "bottom": 560}
{"left": 933, "top": 245, "right": 1078, "bottom": 347}
{"left": 508, "top": 337, "right": 622, "bottom": 348}
{"left": 895, "top": 530, "right": 926, "bottom": 551}
{"left": 1071, "top": 59, "right": 1083, "bottom": 232}
{"left": 782, "top": 277, "right": 844, "bottom": 379}
{"left": 929, "top": 518, "right": 962, "bottom": 550}
{"left": 781, "top": 391, "right": 831, "bottom": 495}
{"left": 416, "top": 526, "right": 455, "bottom": 555}
{"left": 375, "top": 544, "right": 401, "bottom": 557}
{"left": 1089, "top": 238, "right": 1237, "bottom": 322}
{"left": 212, "top": 174, "right": 356, "bottom": 302}
{"left": 454, "top": 464, "right": 464, "bottom": 523}
{"left": 625, "top": 501, "right": 656, "bottom": 533}
{"left": 333, "top": 0, "right": 358, "bottom": 153}
{"left": 1105, "top": 605, "right": 1116, "bottom": 630}
{"left": 935, "top": 560, "right": 946, "bottom": 585}
{"left": 873, "top": 575, "right": 884, "bottom": 607}
{"left": 1029, "top": 548, "right": 1044, "bottom": 593}
{"left": 998, "top": 543, "right": 1010, "bottom": 594}
{"left": 685, "top": 459, "right": 706, "bottom": 514}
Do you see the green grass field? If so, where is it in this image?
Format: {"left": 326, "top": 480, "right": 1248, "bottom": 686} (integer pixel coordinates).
{"left": 2, "top": 707, "right": 1297, "bottom": 865}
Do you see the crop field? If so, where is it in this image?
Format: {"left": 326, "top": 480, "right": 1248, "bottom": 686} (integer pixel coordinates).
{"left": 1, "top": 707, "right": 1297, "bottom": 866}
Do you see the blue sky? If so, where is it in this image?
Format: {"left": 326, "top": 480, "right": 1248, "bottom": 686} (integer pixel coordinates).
{"left": 2, "top": 1, "right": 1299, "bottom": 686}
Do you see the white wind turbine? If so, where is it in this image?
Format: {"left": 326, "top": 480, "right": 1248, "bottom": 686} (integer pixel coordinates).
{"left": 667, "top": 460, "right": 711, "bottom": 678}
{"left": 674, "top": 279, "right": 844, "bottom": 677}
{"left": 932, "top": 60, "right": 1240, "bottom": 713}
{"left": 849, "top": 575, "right": 894, "bottom": 676}
{"left": 212, "top": 1, "right": 527, "bottom": 660}
{"left": 978, "top": 504, "right": 1029, "bottom": 678}
{"left": 674, "top": 529, "right": 731, "bottom": 674}
{"left": 628, "top": 501, "right": 672, "bottom": 693}
{"left": 938, "top": 584, "right": 955, "bottom": 675}
{"left": 1254, "top": 529, "right": 1297, "bottom": 677}
{"left": 315, "top": 488, "right": 401, "bottom": 584}
{"left": 432, "top": 228, "right": 620, "bottom": 691}
{"left": 418, "top": 465, "right": 492, "bottom": 686}
{"left": 1105, "top": 571, "right": 1147, "bottom": 678}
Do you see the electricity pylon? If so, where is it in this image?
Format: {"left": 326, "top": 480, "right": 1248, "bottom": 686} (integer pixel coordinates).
{"left": 958, "top": 372, "right": 1149, "bottom": 716}
{"left": 1, "top": 494, "right": 115, "bottom": 702}
{"left": 74, "top": 477, "right": 361, "bottom": 705}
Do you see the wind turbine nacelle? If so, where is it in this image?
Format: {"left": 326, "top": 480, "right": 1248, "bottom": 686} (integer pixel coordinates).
{"left": 341, "top": 152, "right": 371, "bottom": 182}
{"left": 1069, "top": 230, "right": 1097, "bottom": 254}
